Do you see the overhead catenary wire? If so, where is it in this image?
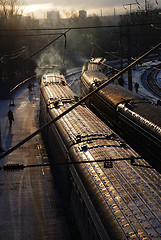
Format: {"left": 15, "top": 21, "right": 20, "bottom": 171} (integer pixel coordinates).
{"left": 1, "top": 156, "right": 152, "bottom": 172}
{"left": 0, "top": 46, "right": 28, "bottom": 62}
{"left": 1, "top": 21, "right": 160, "bottom": 65}
{"left": 0, "top": 20, "right": 160, "bottom": 63}
{"left": 1, "top": 30, "right": 70, "bottom": 64}
{"left": 6, "top": 46, "right": 28, "bottom": 60}
{"left": 0, "top": 21, "right": 160, "bottom": 32}
{"left": 0, "top": 41, "right": 161, "bottom": 161}
{"left": 24, "top": 29, "right": 71, "bottom": 62}
{"left": 91, "top": 40, "right": 161, "bottom": 74}
{"left": 0, "top": 23, "right": 160, "bottom": 37}
{"left": 0, "top": 33, "right": 64, "bottom": 37}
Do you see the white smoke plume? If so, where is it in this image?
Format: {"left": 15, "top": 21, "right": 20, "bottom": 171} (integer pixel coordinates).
{"left": 35, "top": 46, "right": 64, "bottom": 77}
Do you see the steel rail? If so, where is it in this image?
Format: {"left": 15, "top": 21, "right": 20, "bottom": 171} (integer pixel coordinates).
{"left": 146, "top": 68, "right": 161, "bottom": 97}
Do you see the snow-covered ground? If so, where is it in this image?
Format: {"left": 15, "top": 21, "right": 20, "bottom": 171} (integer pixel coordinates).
{"left": 0, "top": 81, "right": 71, "bottom": 240}
{"left": 122, "top": 60, "right": 161, "bottom": 103}
{"left": 66, "top": 60, "right": 161, "bottom": 103}
{"left": 156, "top": 69, "right": 161, "bottom": 88}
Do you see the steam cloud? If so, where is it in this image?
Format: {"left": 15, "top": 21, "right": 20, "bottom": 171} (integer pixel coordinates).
{"left": 35, "top": 46, "right": 64, "bottom": 77}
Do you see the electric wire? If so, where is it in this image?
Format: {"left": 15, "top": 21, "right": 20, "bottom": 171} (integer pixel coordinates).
{"left": 90, "top": 40, "right": 161, "bottom": 74}
{"left": 0, "top": 40, "right": 161, "bottom": 161}
{"left": 0, "top": 46, "right": 28, "bottom": 62}
{"left": 0, "top": 21, "right": 160, "bottom": 32}
{"left": 24, "top": 28, "right": 70, "bottom": 62}
{"left": 0, "top": 33, "right": 64, "bottom": 37}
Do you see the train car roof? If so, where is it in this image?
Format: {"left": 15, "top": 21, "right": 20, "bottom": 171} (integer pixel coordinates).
{"left": 100, "top": 84, "right": 161, "bottom": 128}
{"left": 41, "top": 77, "right": 161, "bottom": 239}
{"left": 82, "top": 70, "right": 161, "bottom": 127}
{"left": 82, "top": 71, "right": 108, "bottom": 85}
{"left": 41, "top": 73, "right": 66, "bottom": 85}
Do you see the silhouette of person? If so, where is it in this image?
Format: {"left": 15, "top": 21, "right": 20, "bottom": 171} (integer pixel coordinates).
{"left": 28, "top": 83, "right": 32, "bottom": 93}
{"left": 134, "top": 82, "right": 139, "bottom": 93}
{"left": 118, "top": 76, "right": 124, "bottom": 86}
{"left": 8, "top": 109, "right": 14, "bottom": 127}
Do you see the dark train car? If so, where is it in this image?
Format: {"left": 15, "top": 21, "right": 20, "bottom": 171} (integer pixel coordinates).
{"left": 81, "top": 68, "right": 161, "bottom": 169}
{"left": 40, "top": 73, "right": 161, "bottom": 240}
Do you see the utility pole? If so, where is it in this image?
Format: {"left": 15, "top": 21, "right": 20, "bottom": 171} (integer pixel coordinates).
{"left": 123, "top": 3, "right": 137, "bottom": 91}
{"left": 123, "top": 2, "right": 140, "bottom": 15}
{"left": 119, "top": 17, "right": 124, "bottom": 75}
{"left": 114, "top": 8, "right": 116, "bottom": 16}
{"left": 123, "top": 1, "right": 140, "bottom": 91}
{"left": 145, "top": 0, "right": 148, "bottom": 11}
{"left": 144, "top": 0, "right": 158, "bottom": 11}
{"left": 127, "top": 24, "right": 133, "bottom": 91}
{"left": 0, "top": 123, "right": 4, "bottom": 153}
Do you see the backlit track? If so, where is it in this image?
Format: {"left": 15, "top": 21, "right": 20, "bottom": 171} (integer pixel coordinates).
{"left": 146, "top": 66, "right": 161, "bottom": 98}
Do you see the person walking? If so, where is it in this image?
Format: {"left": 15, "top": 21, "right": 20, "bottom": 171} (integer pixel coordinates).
{"left": 118, "top": 76, "right": 124, "bottom": 86}
{"left": 134, "top": 82, "right": 139, "bottom": 93}
{"left": 28, "top": 83, "right": 32, "bottom": 93}
{"left": 8, "top": 109, "right": 14, "bottom": 127}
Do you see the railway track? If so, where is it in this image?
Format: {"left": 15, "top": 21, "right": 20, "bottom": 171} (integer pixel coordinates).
{"left": 145, "top": 66, "right": 161, "bottom": 98}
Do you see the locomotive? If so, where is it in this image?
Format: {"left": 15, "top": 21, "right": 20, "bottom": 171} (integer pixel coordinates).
{"left": 40, "top": 72, "right": 161, "bottom": 240}
{"left": 81, "top": 61, "right": 161, "bottom": 169}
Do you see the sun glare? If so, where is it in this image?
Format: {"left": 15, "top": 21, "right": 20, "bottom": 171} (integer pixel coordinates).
{"left": 24, "top": 3, "right": 53, "bottom": 18}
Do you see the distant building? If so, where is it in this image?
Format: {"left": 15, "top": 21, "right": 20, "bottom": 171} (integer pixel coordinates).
{"left": 47, "top": 11, "right": 60, "bottom": 21}
{"left": 79, "top": 10, "right": 87, "bottom": 18}
{"left": 101, "top": 15, "right": 121, "bottom": 26}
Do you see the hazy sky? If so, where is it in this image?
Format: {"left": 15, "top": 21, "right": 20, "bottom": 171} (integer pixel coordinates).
{"left": 23, "top": 0, "right": 161, "bottom": 18}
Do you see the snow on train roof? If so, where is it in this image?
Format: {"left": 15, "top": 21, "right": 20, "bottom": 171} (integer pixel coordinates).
{"left": 90, "top": 57, "right": 104, "bottom": 64}
{"left": 89, "top": 57, "right": 120, "bottom": 66}
{"left": 83, "top": 71, "right": 108, "bottom": 85}
{"left": 42, "top": 79, "right": 161, "bottom": 239}
{"left": 99, "top": 83, "right": 161, "bottom": 128}
{"left": 42, "top": 73, "right": 66, "bottom": 84}
{"left": 41, "top": 73, "right": 161, "bottom": 238}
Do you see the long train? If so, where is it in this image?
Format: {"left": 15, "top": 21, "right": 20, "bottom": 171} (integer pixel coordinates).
{"left": 40, "top": 72, "right": 161, "bottom": 240}
{"left": 81, "top": 60, "right": 161, "bottom": 169}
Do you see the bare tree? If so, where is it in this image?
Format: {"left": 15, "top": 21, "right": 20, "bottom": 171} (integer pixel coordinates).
{"left": 0, "top": 0, "right": 24, "bottom": 16}
{"left": 63, "top": 10, "right": 79, "bottom": 19}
